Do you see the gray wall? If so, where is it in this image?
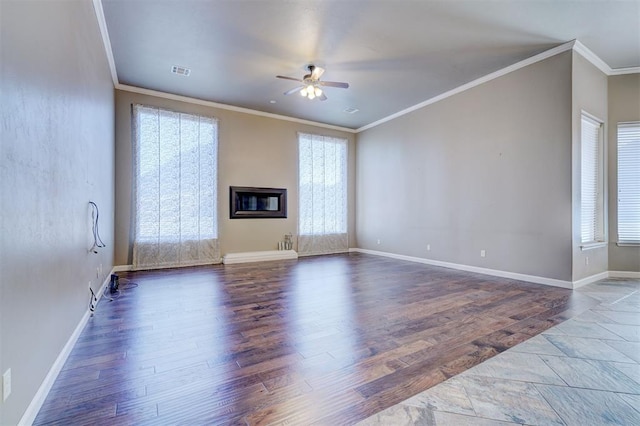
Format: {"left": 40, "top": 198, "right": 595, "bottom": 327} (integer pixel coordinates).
{"left": 356, "top": 52, "right": 573, "bottom": 281}
{"left": 608, "top": 74, "right": 640, "bottom": 272}
{"left": 0, "top": 1, "right": 115, "bottom": 424}
{"left": 114, "top": 90, "right": 356, "bottom": 265}
{"left": 571, "top": 52, "right": 609, "bottom": 281}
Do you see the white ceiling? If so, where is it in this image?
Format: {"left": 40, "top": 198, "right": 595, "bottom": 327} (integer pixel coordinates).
{"left": 100, "top": 0, "right": 640, "bottom": 130}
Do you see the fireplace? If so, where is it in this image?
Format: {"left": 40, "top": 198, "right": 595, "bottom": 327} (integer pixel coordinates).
{"left": 230, "top": 186, "right": 287, "bottom": 219}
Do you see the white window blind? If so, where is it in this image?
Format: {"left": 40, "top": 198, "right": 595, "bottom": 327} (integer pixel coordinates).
{"left": 580, "top": 114, "right": 604, "bottom": 244}
{"left": 298, "top": 133, "right": 348, "bottom": 255}
{"left": 617, "top": 122, "right": 640, "bottom": 244}
{"left": 132, "top": 104, "right": 219, "bottom": 269}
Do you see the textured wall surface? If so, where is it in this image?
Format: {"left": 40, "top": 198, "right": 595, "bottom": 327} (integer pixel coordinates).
{"left": 356, "top": 52, "right": 573, "bottom": 281}
{"left": 0, "top": 1, "right": 115, "bottom": 423}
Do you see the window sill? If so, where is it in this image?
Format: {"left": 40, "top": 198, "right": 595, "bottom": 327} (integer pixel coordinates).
{"left": 617, "top": 242, "right": 640, "bottom": 247}
{"left": 580, "top": 242, "right": 607, "bottom": 251}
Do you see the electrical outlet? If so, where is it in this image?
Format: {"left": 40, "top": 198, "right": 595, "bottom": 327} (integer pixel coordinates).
{"left": 480, "top": 250, "right": 486, "bottom": 257}
{"left": 585, "top": 257, "right": 589, "bottom": 265}
{"left": 427, "top": 244, "right": 431, "bottom": 251}
{"left": 376, "top": 239, "right": 381, "bottom": 245}
{"left": 3, "top": 368, "right": 11, "bottom": 401}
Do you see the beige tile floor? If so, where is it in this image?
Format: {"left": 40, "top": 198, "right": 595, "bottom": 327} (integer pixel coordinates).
{"left": 358, "top": 278, "right": 640, "bottom": 426}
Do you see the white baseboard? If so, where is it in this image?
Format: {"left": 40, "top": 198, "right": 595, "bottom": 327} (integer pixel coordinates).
{"left": 609, "top": 270, "right": 640, "bottom": 279}
{"left": 350, "top": 248, "right": 640, "bottom": 289}
{"left": 222, "top": 250, "right": 298, "bottom": 264}
{"left": 112, "top": 264, "right": 133, "bottom": 273}
{"left": 572, "top": 271, "right": 610, "bottom": 289}
{"left": 298, "top": 249, "right": 349, "bottom": 257}
{"left": 349, "top": 248, "right": 574, "bottom": 289}
{"left": 18, "top": 268, "right": 113, "bottom": 426}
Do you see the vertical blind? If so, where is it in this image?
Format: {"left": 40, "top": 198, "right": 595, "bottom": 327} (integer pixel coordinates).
{"left": 132, "top": 104, "right": 219, "bottom": 269}
{"left": 580, "top": 114, "right": 604, "bottom": 244}
{"left": 298, "top": 133, "right": 348, "bottom": 255}
{"left": 617, "top": 122, "right": 640, "bottom": 243}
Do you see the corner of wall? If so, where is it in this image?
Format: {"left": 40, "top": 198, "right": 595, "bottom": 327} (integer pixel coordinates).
{"left": 570, "top": 51, "right": 610, "bottom": 282}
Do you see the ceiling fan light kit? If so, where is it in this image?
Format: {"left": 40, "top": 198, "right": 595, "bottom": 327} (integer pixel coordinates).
{"left": 277, "top": 65, "right": 348, "bottom": 101}
{"left": 300, "top": 85, "right": 322, "bottom": 99}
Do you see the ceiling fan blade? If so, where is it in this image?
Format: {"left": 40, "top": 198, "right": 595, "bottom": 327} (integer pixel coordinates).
{"left": 276, "top": 75, "right": 303, "bottom": 82}
{"left": 319, "top": 81, "right": 349, "bottom": 88}
{"left": 310, "top": 66, "right": 325, "bottom": 80}
{"left": 318, "top": 93, "right": 328, "bottom": 101}
{"left": 284, "top": 85, "right": 304, "bottom": 95}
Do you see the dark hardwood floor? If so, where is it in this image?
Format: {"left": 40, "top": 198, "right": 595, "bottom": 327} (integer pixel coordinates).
{"left": 34, "top": 253, "right": 598, "bottom": 425}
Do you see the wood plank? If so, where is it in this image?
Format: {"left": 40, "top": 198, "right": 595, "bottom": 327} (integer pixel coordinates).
{"left": 33, "top": 253, "right": 598, "bottom": 425}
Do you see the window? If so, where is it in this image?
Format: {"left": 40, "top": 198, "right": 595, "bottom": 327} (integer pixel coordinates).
{"left": 617, "top": 122, "right": 640, "bottom": 244}
{"left": 580, "top": 113, "right": 605, "bottom": 245}
{"left": 132, "top": 104, "right": 219, "bottom": 269}
{"left": 298, "top": 133, "right": 348, "bottom": 255}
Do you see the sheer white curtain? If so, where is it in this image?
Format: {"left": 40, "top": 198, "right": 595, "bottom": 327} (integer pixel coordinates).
{"left": 132, "top": 105, "right": 219, "bottom": 269}
{"left": 298, "top": 133, "right": 348, "bottom": 255}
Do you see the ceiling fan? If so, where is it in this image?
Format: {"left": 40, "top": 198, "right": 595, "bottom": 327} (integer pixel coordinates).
{"left": 277, "top": 65, "right": 349, "bottom": 101}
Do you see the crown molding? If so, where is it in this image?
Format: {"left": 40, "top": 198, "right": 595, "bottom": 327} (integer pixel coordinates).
{"left": 573, "top": 40, "right": 640, "bottom": 76}
{"left": 357, "top": 40, "right": 577, "bottom": 132}
{"left": 358, "top": 40, "right": 639, "bottom": 132}
{"left": 116, "top": 84, "right": 356, "bottom": 133}
{"left": 93, "top": 2, "right": 354, "bottom": 133}
{"left": 609, "top": 66, "right": 640, "bottom": 76}
{"left": 572, "top": 40, "right": 612, "bottom": 75}
{"left": 92, "top": 0, "right": 118, "bottom": 85}
{"left": 91, "top": 0, "right": 638, "bottom": 133}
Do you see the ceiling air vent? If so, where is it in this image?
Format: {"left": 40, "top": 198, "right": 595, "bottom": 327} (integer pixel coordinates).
{"left": 171, "top": 65, "right": 191, "bottom": 76}
{"left": 343, "top": 107, "right": 359, "bottom": 114}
